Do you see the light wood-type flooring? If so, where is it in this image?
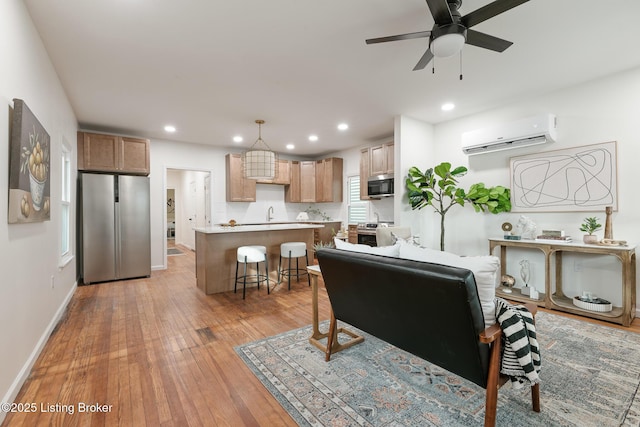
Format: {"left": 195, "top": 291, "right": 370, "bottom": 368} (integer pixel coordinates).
{"left": 2, "top": 245, "right": 639, "bottom": 426}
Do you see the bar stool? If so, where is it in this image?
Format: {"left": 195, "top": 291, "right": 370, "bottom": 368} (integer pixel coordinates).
{"left": 278, "top": 242, "right": 310, "bottom": 289}
{"left": 235, "top": 245, "right": 270, "bottom": 299}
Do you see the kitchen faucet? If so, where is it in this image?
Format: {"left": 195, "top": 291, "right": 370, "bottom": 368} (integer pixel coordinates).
{"left": 267, "top": 206, "right": 274, "bottom": 222}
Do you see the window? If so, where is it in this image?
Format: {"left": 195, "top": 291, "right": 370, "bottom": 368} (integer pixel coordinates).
{"left": 347, "top": 175, "right": 367, "bottom": 224}
{"left": 60, "top": 144, "right": 72, "bottom": 264}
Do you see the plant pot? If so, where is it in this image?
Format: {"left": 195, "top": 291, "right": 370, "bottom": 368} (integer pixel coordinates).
{"left": 583, "top": 234, "right": 598, "bottom": 244}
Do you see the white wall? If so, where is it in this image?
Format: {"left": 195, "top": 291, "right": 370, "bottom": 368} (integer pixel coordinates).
{"left": 0, "top": 1, "right": 78, "bottom": 420}
{"left": 399, "top": 67, "right": 640, "bottom": 306}
{"left": 394, "top": 115, "right": 435, "bottom": 240}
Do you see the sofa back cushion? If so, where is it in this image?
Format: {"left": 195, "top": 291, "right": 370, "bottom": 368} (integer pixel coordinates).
{"left": 398, "top": 244, "right": 499, "bottom": 327}
{"left": 317, "top": 248, "right": 490, "bottom": 388}
{"left": 333, "top": 237, "right": 401, "bottom": 257}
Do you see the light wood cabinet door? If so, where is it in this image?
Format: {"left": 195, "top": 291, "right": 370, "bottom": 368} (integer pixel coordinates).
{"left": 315, "top": 160, "right": 326, "bottom": 202}
{"left": 275, "top": 159, "right": 291, "bottom": 185}
{"left": 315, "top": 221, "right": 342, "bottom": 245}
{"left": 120, "top": 136, "right": 150, "bottom": 174}
{"left": 285, "top": 161, "right": 301, "bottom": 202}
{"left": 299, "top": 161, "right": 316, "bottom": 203}
{"left": 348, "top": 224, "right": 358, "bottom": 244}
{"left": 385, "top": 142, "right": 394, "bottom": 174}
{"left": 256, "top": 159, "right": 291, "bottom": 185}
{"left": 79, "top": 132, "right": 120, "bottom": 172}
{"left": 319, "top": 157, "right": 343, "bottom": 203}
{"left": 369, "top": 142, "right": 394, "bottom": 175}
{"left": 359, "top": 148, "right": 370, "bottom": 200}
{"left": 78, "top": 132, "right": 150, "bottom": 175}
{"left": 225, "top": 154, "right": 256, "bottom": 202}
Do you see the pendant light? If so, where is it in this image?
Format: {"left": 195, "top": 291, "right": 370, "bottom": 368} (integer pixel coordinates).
{"left": 242, "top": 119, "right": 278, "bottom": 180}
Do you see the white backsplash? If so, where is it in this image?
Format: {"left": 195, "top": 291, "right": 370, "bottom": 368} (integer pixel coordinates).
{"left": 218, "top": 184, "right": 344, "bottom": 225}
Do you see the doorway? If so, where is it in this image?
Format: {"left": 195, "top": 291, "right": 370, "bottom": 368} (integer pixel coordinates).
{"left": 165, "top": 168, "right": 212, "bottom": 265}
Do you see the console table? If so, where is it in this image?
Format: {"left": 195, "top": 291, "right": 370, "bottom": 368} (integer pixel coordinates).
{"left": 489, "top": 238, "right": 636, "bottom": 326}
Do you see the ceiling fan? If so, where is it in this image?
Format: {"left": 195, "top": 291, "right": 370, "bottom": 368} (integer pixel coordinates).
{"left": 366, "top": 0, "right": 529, "bottom": 71}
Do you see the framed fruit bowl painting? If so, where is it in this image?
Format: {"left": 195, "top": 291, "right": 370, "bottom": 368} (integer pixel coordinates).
{"left": 8, "top": 99, "right": 50, "bottom": 223}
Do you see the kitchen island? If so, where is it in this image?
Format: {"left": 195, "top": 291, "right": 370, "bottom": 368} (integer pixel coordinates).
{"left": 194, "top": 223, "right": 323, "bottom": 295}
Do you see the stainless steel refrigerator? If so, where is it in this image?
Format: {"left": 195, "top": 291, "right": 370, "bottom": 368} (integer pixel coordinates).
{"left": 80, "top": 173, "right": 151, "bottom": 284}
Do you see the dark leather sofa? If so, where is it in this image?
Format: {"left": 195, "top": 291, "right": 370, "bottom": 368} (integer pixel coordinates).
{"left": 316, "top": 247, "right": 540, "bottom": 427}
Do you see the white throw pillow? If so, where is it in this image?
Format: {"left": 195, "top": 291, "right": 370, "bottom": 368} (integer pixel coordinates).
{"left": 399, "top": 243, "right": 499, "bottom": 327}
{"left": 333, "top": 237, "right": 401, "bottom": 257}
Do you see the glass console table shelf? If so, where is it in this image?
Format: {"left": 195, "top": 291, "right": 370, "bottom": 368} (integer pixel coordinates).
{"left": 489, "top": 238, "right": 636, "bottom": 326}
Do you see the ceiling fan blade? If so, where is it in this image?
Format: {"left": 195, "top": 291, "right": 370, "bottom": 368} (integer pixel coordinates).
{"left": 466, "top": 29, "right": 513, "bottom": 52}
{"left": 413, "top": 49, "right": 434, "bottom": 71}
{"left": 366, "top": 31, "right": 431, "bottom": 44}
{"left": 461, "top": 0, "right": 529, "bottom": 28}
{"left": 425, "top": 0, "right": 453, "bottom": 25}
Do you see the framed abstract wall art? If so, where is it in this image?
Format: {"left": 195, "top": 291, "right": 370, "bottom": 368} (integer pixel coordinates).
{"left": 8, "top": 99, "right": 51, "bottom": 223}
{"left": 510, "top": 141, "right": 618, "bottom": 212}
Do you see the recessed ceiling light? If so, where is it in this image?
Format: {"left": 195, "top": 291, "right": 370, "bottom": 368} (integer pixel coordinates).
{"left": 233, "top": 136, "right": 243, "bottom": 143}
{"left": 286, "top": 144, "right": 295, "bottom": 150}
{"left": 337, "top": 123, "right": 349, "bottom": 131}
{"left": 308, "top": 135, "right": 319, "bottom": 142}
{"left": 164, "top": 125, "right": 176, "bottom": 133}
{"left": 441, "top": 103, "right": 455, "bottom": 111}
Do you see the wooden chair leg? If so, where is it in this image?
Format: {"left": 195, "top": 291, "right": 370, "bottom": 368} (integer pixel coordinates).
{"left": 484, "top": 337, "right": 501, "bottom": 427}
{"left": 325, "top": 311, "right": 337, "bottom": 362}
{"left": 532, "top": 382, "right": 541, "bottom": 412}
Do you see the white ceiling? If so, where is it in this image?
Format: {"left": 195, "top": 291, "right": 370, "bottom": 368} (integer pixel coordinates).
{"left": 24, "top": 0, "right": 640, "bottom": 156}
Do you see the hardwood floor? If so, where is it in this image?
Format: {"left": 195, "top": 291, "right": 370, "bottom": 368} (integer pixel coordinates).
{"left": 2, "top": 246, "right": 639, "bottom": 426}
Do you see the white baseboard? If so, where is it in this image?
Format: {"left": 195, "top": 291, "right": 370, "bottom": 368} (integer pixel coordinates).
{"left": 0, "top": 281, "right": 77, "bottom": 424}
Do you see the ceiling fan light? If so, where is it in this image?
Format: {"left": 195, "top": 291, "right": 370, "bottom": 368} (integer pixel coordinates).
{"left": 431, "top": 33, "right": 465, "bottom": 58}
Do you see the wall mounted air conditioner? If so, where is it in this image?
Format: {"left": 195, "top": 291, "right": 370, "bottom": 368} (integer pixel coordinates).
{"left": 461, "top": 114, "right": 557, "bottom": 155}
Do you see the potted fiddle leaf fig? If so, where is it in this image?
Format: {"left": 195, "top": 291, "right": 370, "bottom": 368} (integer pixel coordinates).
{"left": 406, "top": 162, "right": 511, "bottom": 251}
{"left": 580, "top": 217, "right": 601, "bottom": 244}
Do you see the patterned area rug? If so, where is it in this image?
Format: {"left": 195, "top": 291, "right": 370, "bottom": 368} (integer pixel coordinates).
{"left": 236, "top": 311, "right": 640, "bottom": 426}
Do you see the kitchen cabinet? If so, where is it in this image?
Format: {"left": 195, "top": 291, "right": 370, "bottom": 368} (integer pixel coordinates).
{"left": 299, "top": 161, "right": 316, "bottom": 203}
{"left": 313, "top": 221, "right": 342, "bottom": 246}
{"left": 77, "top": 131, "right": 150, "bottom": 175}
{"left": 348, "top": 224, "right": 358, "bottom": 244}
{"left": 359, "top": 148, "right": 370, "bottom": 200}
{"left": 369, "top": 142, "right": 394, "bottom": 176}
{"left": 256, "top": 159, "right": 291, "bottom": 185}
{"left": 315, "top": 157, "right": 343, "bottom": 203}
{"left": 225, "top": 153, "right": 256, "bottom": 202}
{"left": 285, "top": 161, "right": 301, "bottom": 202}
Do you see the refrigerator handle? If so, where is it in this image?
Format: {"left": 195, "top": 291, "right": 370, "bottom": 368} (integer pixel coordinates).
{"left": 115, "top": 200, "right": 121, "bottom": 279}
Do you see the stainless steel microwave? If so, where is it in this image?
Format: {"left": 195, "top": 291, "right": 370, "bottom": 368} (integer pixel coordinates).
{"left": 367, "top": 174, "right": 394, "bottom": 197}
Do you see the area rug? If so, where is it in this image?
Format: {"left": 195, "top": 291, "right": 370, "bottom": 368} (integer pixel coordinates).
{"left": 236, "top": 312, "right": 640, "bottom": 426}
{"left": 167, "top": 248, "right": 183, "bottom": 256}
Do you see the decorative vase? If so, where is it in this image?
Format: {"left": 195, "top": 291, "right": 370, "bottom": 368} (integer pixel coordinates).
{"left": 583, "top": 234, "right": 598, "bottom": 244}
{"left": 604, "top": 206, "right": 613, "bottom": 239}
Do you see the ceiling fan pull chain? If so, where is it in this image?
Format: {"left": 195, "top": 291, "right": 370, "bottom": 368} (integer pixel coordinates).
{"left": 459, "top": 51, "right": 463, "bottom": 80}
{"left": 432, "top": 57, "right": 435, "bottom": 74}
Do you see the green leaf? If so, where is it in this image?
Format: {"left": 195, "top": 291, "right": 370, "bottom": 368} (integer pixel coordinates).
{"left": 433, "top": 162, "right": 451, "bottom": 178}
{"left": 451, "top": 166, "right": 468, "bottom": 176}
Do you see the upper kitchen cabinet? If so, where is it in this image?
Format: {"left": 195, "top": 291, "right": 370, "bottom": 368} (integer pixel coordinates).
{"left": 77, "top": 131, "right": 150, "bottom": 175}
{"left": 315, "top": 157, "right": 343, "bottom": 203}
{"left": 299, "top": 161, "right": 316, "bottom": 203}
{"left": 359, "top": 148, "right": 370, "bottom": 200}
{"left": 285, "top": 161, "right": 301, "bottom": 202}
{"left": 369, "top": 142, "right": 394, "bottom": 176}
{"left": 225, "top": 153, "right": 256, "bottom": 202}
{"left": 256, "top": 159, "right": 291, "bottom": 185}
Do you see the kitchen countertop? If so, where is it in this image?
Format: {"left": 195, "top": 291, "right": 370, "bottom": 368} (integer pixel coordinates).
{"left": 195, "top": 223, "right": 324, "bottom": 234}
